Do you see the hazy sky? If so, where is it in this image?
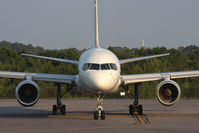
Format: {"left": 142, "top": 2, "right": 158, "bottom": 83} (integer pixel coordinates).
{"left": 0, "top": 0, "right": 199, "bottom": 49}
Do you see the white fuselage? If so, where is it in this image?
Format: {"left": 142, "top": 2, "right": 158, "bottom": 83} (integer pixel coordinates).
{"left": 77, "top": 48, "right": 121, "bottom": 94}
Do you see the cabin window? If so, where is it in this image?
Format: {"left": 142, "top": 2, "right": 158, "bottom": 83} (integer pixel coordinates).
{"left": 101, "top": 64, "right": 110, "bottom": 70}
{"left": 110, "top": 63, "right": 118, "bottom": 70}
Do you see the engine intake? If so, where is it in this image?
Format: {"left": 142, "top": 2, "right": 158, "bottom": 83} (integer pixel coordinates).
{"left": 16, "top": 80, "right": 40, "bottom": 107}
{"left": 157, "top": 80, "right": 181, "bottom": 106}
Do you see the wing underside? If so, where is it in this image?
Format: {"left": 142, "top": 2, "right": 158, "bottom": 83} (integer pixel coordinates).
{"left": 120, "top": 70, "right": 199, "bottom": 85}
{"left": 0, "top": 71, "right": 76, "bottom": 84}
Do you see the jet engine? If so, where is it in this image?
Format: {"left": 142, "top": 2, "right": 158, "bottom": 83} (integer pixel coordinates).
{"left": 156, "top": 80, "right": 181, "bottom": 106}
{"left": 16, "top": 80, "right": 40, "bottom": 107}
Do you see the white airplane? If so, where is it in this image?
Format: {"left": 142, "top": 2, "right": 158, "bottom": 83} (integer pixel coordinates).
{"left": 1, "top": 0, "right": 199, "bottom": 120}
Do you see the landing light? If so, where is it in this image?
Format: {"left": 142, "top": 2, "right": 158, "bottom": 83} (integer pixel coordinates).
{"left": 120, "top": 92, "right": 126, "bottom": 96}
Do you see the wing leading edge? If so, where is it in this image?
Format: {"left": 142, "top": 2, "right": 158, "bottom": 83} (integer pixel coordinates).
{"left": 120, "top": 70, "right": 199, "bottom": 85}
{"left": 22, "top": 54, "right": 78, "bottom": 65}
{"left": 119, "top": 53, "right": 169, "bottom": 64}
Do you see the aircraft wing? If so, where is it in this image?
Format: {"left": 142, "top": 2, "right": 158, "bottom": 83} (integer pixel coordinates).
{"left": 0, "top": 71, "right": 77, "bottom": 84}
{"left": 119, "top": 53, "right": 169, "bottom": 64}
{"left": 22, "top": 54, "right": 79, "bottom": 65}
{"left": 120, "top": 70, "right": 199, "bottom": 85}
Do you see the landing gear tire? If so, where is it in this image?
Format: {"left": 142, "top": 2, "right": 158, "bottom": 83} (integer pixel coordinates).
{"left": 138, "top": 105, "right": 143, "bottom": 115}
{"left": 61, "top": 105, "right": 66, "bottom": 115}
{"left": 129, "top": 104, "right": 134, "bottom": 115}
{"left": 94, "top": 111, "right": 99, "bottom": 120}
{"left": 52, "top": 105, "right": 57, "bottom": 115}
{"left": 52, "top": 83, "right": 70, "bottom": 115}
{"left": 94, "top": 92, "right": 105, "bottom": 120}
{"left": 101, "top": 111, "right": 105, "bottom": 120}
{"left": 129, "top": 83, "right": 144, "bottom": 116}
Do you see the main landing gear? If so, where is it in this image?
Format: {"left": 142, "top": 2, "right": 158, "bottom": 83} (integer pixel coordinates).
{"left": 129, "top": 83, "right": 143, "bottom": 115}
{"left": 52, "top": 83, "right": 66, "bottom": 115}
{"left": 52, "top": 83, "right": 73, "bottom": 115}
{"left": 93, "top": 92, "right": 105, "bottom": 120}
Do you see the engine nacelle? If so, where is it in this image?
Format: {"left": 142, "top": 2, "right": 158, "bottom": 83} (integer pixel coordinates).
{"left": 157, "top": 80, "right": 181, "bottom": 106}
{"left": 16, "top": 80, "right": 40, "bottom": 107}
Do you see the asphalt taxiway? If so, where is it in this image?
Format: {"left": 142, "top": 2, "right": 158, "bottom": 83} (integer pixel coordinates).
{"left": 0, "top": 99, "right": 199, "bottom": 133}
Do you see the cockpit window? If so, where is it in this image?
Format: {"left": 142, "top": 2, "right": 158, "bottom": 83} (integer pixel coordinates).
{"left": 110, "top": 63, "right": 118, "bottom": 70}
{"left": 101, "top": 64, "right": 110, "bottom": 70}
{"left": 82, "top": 63, "right": 117, "bottom": 71}
{"left": 82, "top": 63, "right": 91, "bottom": 71}
{"left": 90, "top": 64, "right": 100, "bottom": 70}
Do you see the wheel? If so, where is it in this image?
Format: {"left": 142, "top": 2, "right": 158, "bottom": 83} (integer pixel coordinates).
{"left": 138, "top": 105, "right": 143, "bottom": 115}
{"left": 94, "top": 111, "right": 98, "bottom": 120}
{"left": 52, "top": 105, "right": 57, "bottom": 115}
{"left": 101, "top": 111, "right": 105, "bottom": 120}
{"left": 129, "top": 104, "right": 134, "bottom": 115}
{"left": 61, "top": 105, "right": 66, "bottom": 115}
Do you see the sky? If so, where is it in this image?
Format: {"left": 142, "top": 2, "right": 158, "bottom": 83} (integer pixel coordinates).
{"left": 0, "top": 0, "right": 199, "bottom": 50}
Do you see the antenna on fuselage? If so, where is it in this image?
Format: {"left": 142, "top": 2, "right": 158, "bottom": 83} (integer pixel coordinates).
{"left": 95, "top": 0, "right": 100, "bottom": 48}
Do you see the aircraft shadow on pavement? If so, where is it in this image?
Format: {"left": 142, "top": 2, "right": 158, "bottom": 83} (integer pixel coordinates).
{"left": 0, "top": 106, "right": 180, "bottom": 119}
{"left": 0, "top": 107, "right": 130, "bottom": 119}
{"left": 144, "top": 109, "right": 176, "bottom": 112}
{"left": 0, "top": 106, "right": 51, "bottom": 118}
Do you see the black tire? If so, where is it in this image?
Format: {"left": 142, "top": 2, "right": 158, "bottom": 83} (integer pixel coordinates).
{"left": 52, "top": 105, "right": 57, "bottom": 115}
{"left": 101, "top": 111, "right": 105, "bottom": 120}
{"left": 129, "top": 105, "right": 134, "bottom": 115}
{"left": 138, "top": 105, "right": 143, "bottom": 115}
{"left": 61, "top": 105, "right": 66, "bottom": 115}
{"left": 94, "top": 111, "right": 98, "bottom": 120}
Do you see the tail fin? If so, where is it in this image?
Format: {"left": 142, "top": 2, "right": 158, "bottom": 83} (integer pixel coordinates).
{"left": 95, "top": 0, "right": 100, "bottom": 48}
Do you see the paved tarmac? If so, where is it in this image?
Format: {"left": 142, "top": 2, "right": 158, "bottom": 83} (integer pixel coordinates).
{"left": 0, "top": 99, "right": 199, "bottom": 133}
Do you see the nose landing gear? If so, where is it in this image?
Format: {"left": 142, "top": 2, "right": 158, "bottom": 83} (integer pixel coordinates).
{"left": 93, "top": 92, "right": 105, "bottom": 120}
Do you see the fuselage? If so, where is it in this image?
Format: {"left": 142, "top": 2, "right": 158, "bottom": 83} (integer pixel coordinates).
{"left": 77, "top": 48, "right": 121, "bottom": 94}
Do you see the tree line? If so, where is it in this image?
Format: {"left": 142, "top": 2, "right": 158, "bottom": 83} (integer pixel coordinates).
{"left": 0, "top": 41, "right": 199, "bottom": 99}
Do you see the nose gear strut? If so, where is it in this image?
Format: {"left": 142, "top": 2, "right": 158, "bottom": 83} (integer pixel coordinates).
{"left": 93, "top": 92, "right": 105, "bottom": 120}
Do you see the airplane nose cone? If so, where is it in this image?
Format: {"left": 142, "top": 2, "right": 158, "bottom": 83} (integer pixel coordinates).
{"left": 89, "top": 72, "right": 117, "bottom": 92}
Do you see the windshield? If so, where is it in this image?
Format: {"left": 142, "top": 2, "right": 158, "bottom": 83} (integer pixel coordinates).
{"left": 82, "top": 63, "right": 91, "bottom": 71}
{"left": 82, "top": 63, "right": 117, "bottom": 71}
{"left": 90, "top": 64, "right": 100, "bottom": 70}
{"left": 101, "top": 64, "right": 110, "bottom": 70}
{"left": 110, "top": 63, "right": 118, "bottom": 70}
